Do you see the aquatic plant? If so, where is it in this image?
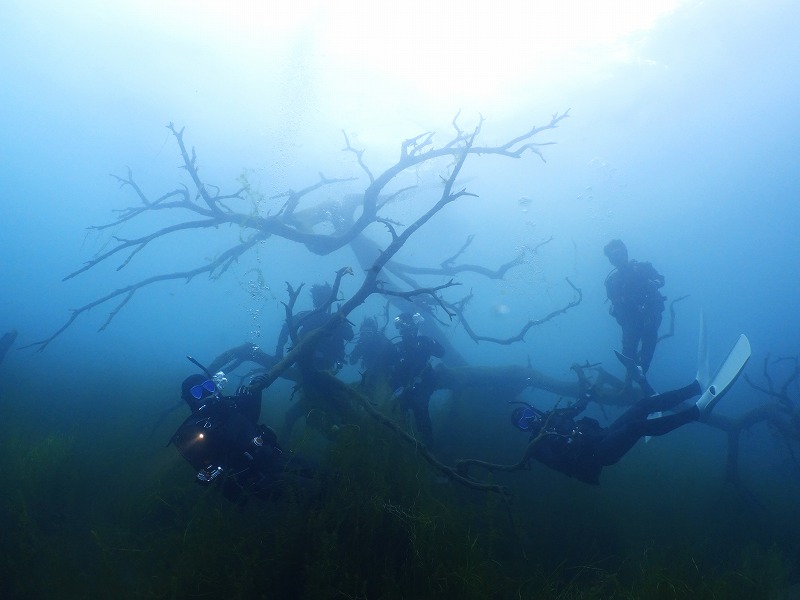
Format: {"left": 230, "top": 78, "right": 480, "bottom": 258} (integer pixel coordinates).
{"left": 2, "top": 383, "right": 798, "bottom": 598}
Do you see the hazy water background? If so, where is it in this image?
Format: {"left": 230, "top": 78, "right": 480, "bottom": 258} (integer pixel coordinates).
{"left": 2, "top": 0, "right": 799, "bottom": 597}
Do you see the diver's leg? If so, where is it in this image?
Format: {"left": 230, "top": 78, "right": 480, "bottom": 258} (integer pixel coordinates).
{"left": 594, "top": 406, "right": 699, "bottom": 467}
{"left": 620, "top": 321, "right": 639, "bottom": 364}
{"left": 639, "top": 314, "right": 662, "bottom": 374}
{"left": 598, "top": 381, "right": 701, "bottom": 461}
{"left": 635, "top": 380, "right": 701, "bottom": 415}
{"left": 608, "top": 381, "right": 700, "bottom": 432}
{"left": 593, "top": 425, "right": 644, "bottom": 466}
{"left": 639, "top": 407, "right": 699, "bottom": 437}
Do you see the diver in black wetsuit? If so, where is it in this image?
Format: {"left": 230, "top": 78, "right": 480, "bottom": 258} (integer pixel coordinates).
{"left": 388, "top": 312, "right": 445, "bottom": 447}
{"left": 275, "top": 282, "right": 354, "bottom": 373}
{"left": 349, "top": 316, "right": 395, "bottom": 393}
{"left": 349, "top": 317, "right": 394, "bottom": 372}
{"left": 171, "top": 370, "right": 316, "bottom": 502}
{"left": 603, "top": 239, "right": 666, "bottom": 375}
{"left": 511, "top": 381, "right": 707, "bottom": 485}
{"left": 275, "top": 282, "right": 356, "bottom": 437}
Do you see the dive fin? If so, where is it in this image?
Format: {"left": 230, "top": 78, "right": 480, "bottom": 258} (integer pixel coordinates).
{"left": 696, "top": 334, "right": 751, "bottom": 419}
{"left": 614, "top": 349, "right": 637, "bottom": 373}
{"left": 614, "top": 350, "right": 656, "bottom": 396}
{"left": 696, "top": 311, "right": 710, "bottom": 390}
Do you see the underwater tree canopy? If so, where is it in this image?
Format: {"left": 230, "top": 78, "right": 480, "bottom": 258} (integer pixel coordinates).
{"left": 28, "top": 113, "right": 574, "bottom": 352}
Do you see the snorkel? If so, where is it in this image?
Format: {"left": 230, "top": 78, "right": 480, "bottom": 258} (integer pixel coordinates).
{"left": 186, "top": 356, "right": 228, "bottom": 397}
{"left": 187, "top": 355, "right": 213, "bottom": 378}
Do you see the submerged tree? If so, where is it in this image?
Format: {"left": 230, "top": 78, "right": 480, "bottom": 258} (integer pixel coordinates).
{"left": 27, "top": 112, "right": 576, "bottom": 356}
{"left": 26, "top": 110, "right": 800, "bottom": 504}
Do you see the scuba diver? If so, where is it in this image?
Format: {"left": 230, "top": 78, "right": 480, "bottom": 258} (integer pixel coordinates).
{"left": 275, "top": 282, "right": 356, "bottom": 438}
{"left": 170, "top": 360, "right": 317, "bottom": 503}
{"left": 510, "top": 334, "right": 751, "bottom": 484}
{"left": 603, "top": 239, "right": 666, "bottom": 376}
{"left": 275, "top": 282, "right": 354, "bottom": 373}
{"left": 388, "top": 312, "right": 445, "bottom": 447}
{"left": 349, "top": 316, "right": 395, "bottom": 391}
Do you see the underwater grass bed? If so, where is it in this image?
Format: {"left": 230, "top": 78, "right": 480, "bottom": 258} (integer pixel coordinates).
{"left": 1, "top": 387, "right": 797, "bottom": 599}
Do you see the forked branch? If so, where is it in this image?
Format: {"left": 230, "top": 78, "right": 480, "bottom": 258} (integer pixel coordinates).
{"left": 28, "top": 112, "right": 568, "bottom": 350}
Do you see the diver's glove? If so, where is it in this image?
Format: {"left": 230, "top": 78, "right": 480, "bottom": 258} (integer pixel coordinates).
{"left": 249, "top": 374, "right": 269, "bottom": 392}
{"left": 237, "top": 385, "right": 255, "bottom": 400}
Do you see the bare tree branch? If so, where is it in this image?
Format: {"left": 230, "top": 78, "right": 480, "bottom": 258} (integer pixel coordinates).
{"left": 273, "top": 172, "right": 357, "bottom": 219}
{"left": 23, "top": 234, "right": 263, "bottom": 351}
{"left": 27, "top": 113, "right": 568, "bottom": 350}
{"left": 656, "top": 294, "right": 690, "bottom": 343}
{"left": 453, "top": 278, "right": 583, "bottom": 345}
{"left": 378, "top": 279, "right": 461, "bottom": 318}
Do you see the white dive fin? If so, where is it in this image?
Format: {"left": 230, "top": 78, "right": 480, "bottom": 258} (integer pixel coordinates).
{"left": 696, "top": 334, "right": 751, "bottom": 418}
{"left": 696, "top": 311, "right": 710, "bottom": 390}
